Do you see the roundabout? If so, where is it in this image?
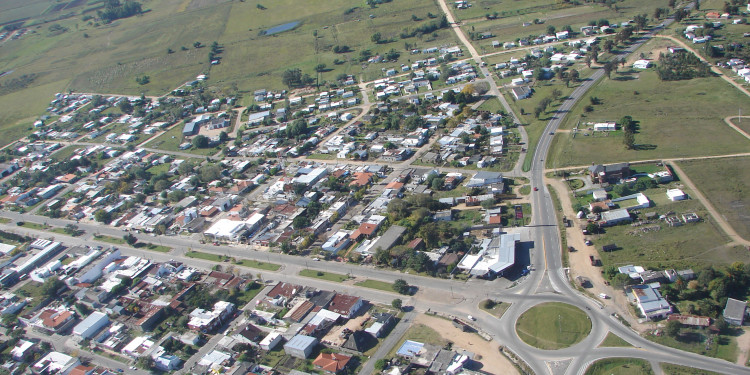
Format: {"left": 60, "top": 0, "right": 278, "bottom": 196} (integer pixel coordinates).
{"left": 515, "top": 302, "right": 592, "bottom": 350}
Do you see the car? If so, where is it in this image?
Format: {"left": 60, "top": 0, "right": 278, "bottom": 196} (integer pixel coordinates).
{"left": 213, "top": 242, "right": 220, "bottom": 246}
{"left": 599, "top": 293, "right": 609, "bottom": 299}
{"left": 585, "top": 240, "right": 593, "bottom": 246}
{"left": 312, "top": 257, "right": 320, "bottom": 261}
{"left": 533, "top": 187, "right": 539, "bottom": 191}
{"left": 116, "top": 369, "right": 124, "bottom": 373}
{"left": 520, "top": 269, "right": 529, "bottom": 276}
{"left": 549, "top": 132, "right": 554, "bottom": 135}
{"left": 129, "top": 366, "right": 137, "bottom": 370}
{"left": 467, "top": 315, "right": 475, "bottom": 321}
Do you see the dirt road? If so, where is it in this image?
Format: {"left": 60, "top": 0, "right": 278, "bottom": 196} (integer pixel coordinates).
{"left": 413, "top": 314, "right": 518, "bottom": 375}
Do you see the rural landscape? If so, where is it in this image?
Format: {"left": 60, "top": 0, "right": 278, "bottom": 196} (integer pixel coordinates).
{"left": 0, "top": 0, "right": 750, "bottom": 375}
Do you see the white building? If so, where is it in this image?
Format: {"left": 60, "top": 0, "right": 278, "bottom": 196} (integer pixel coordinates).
{"left": 666, "top": 189, "right": 687, "bottom": 201}
{"left": 33, "top": 352, "right": 80, "bottom": 375}
{"left": 72, "top": 311, "right": 110, "bottom": 339}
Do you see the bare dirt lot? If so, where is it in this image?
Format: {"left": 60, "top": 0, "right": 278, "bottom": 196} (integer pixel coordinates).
{"left": 413, "top": 314, "right": 518, "bottom": 375}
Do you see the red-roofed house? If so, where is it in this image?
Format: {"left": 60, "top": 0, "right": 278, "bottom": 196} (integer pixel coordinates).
{"left": 267, "top": 282, "right": 302, "bottom": 300}
{"left": 69, "top": 365, "right": 95, "bottom": 375}
{"left": 349, "top": 222, "right": 379, "bottom": 242}
{"left": 385, "top": 181, "right": 404, "bottom": 191}
{"left": 349, "top": 172, "right": 374, "bottom": 187}
{"left": 407, "top": 238, "right": 424, "bottom": 250}
{"left": 328, "top": 294, "right": 363, "bottom": 318}
{"left": 313, "top": 353, "right": 352, "bottom": 374}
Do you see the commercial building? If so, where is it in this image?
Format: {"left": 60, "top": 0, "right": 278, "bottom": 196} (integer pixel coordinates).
{"left": 72, "top": 311, "right": 110, "bottom": 339}
{"left": 628, "top": 284, "right": 672, "bottom": 320}
{"left": 284, "top": 335, "right": 318, "bottom": 359}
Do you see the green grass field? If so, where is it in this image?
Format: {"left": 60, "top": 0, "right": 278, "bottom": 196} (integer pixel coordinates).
{"left": 133, "top": 242, "right": 171, "bottom": 253}
{"left": 92, "top": 234, "right": 127, "bottom": 245}
{"left": 660, "top": 363, "right": 724, "bottom": 375}
{"left": 590, "top": 196, "right": 748, "bottom": 269}
{"left": 515, "top": 302, "right": 592, "bottom": 350}
{"left": 354, "top": 279, "right": 393, "bottom": 292}
{"left": 547, "top": 41, "right": 750, "bottom": 168}
{"left": 299, "top": 269, "right": 350, "bottom": 282}
{"left": 478, "top": 299, "right": 510, "bottom": 319}
{"left": 387, "top": 322, "right": 448, "bottom": 358}
{"left": 585, "top": 358, "right": 653, "bottom": 375}
{"left": 598, "top": 332, "right": 632, "bottom": 348}
{"left": 185, "top": 250, "right": 225, "bottom": 262}
{"left": 236, "top": 259, "right": 281, "bottom": 271}
{"left": 677, "top": 156, "right": 750, "bottom": 242}
{"left": 647, "top": 327, "right": 739, "bottom": 363}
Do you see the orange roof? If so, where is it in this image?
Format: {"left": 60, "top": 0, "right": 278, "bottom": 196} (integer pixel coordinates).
{"left": 313, "top": 353, "right": 351, "bottom": 373}
{"left": 358, "top": 223, "right": 378, "bottom": 236}
{"left": 349, "top": 172, "right": 373, "bottom": 187}
{"left": 488, "top": 216, "right": 502, "bottom": 224}
{"left": 57, "top": 173, "right": 78, "bottom": 183}
{"left": 42, "top": 310, "right": 73, "bottom": 329}
{"left": 69, "top": 365, "right": 94, "bottom": 375}
{"left": 385, "top": 181, "right": 404, "bottom": 190}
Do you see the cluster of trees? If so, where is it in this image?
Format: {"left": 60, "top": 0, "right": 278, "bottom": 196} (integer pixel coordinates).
{"left": 392, "top": 279, "right": 411, "bottom": 294}
{"left": 656, "top": 52, "right": 712, "bottom": 81}
{"left": 10, "top": 156, "right": 93, "bottom": 190}
{"left": 135, "top": 75, "right": 150, "bottom": 85}
{"left": 0, "top": 74, "right": 36, "bottom": 96}
{"left": 292, "top": 201, "right": 323, "bottom": 229}
{"left": 332, "top": 45, "right": 351, "bottom": 53}
{"left": 620, "top": 115, "right": 637, "bottom": 149}
{"left": 98, "top": 0, "right": 143, "bottom": 23}
{"left": 662, "top": 263, "right": 749, "bottom": 320}
{"left": 281, "top": 68, "right": 315, "bottom": 89}
{"left": 441, "top": 89, "right": 476, "bottom": 105}
{"left": 723, "top": 0, "right": 745, "bottom": 15}
{"left": 399, "top": 15, "right": 449, "bottom": 39}
{"left": 208, "top": 41, "right": 223, "bottom": 62}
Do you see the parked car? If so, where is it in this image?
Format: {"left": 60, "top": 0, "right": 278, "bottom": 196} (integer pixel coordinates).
{"left": 598, "top": 293, "right": 609, "bottom": 299}
{"left": 467, "top": 315, "right": 475, "bottom": 321}
{"left": 584, "top": 240, "right": 593, "bottom": 246}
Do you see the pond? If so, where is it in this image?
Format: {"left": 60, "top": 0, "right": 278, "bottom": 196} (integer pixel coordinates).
{"left": 263, "top": 21, "right": 300, "bottom": 36}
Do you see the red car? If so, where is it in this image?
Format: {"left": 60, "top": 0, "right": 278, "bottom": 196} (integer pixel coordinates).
{"left": 533, "top": 187, "right": 539, "bottom": 191}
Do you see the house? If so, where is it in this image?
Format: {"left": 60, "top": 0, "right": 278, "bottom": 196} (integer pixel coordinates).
{"left": 666, "top": 189, "right": 687, "bottom": 201}
{"left": 322, "top": 231, "right": 351, "bottom": 254}
{"left": 284, "top": 335, "right": 318, "bottom": 358}
{"left": 11, "top": 340, "right": 34, "bottom": 361}
{"left": 33, "top": 352, "right": 80, "bottom": 375}
{"left": 328, "top": 293, "right": 363, "bottom": 318}
{"left": 592, "top": 189, "right": 607, "bottom": 201}
{"left": 632, "top": 60, "right": 652, "bottom": 69}
{"left": 260, "top": 331, "right": 283, "bottom": 351}
{"left": 313, "top": 352, "right": 352, "bottom": 374}
{"left": 0, "top": 162, "right": 19, "bottom": 178}
{"left": 588, "top": 163, "right": 631, "bottom": 184}
{"left": 723, "top": 298, "right": 747, "bottom": 325}
{"left": 365, "top": 313, "right": 395, "bottom": 338}
{"left": 342, "top": 330, "right": 376, "bottom": 353}
{"left": 628, "top": 284, "right": 672, "bottom": 320}
{"left": 511, "top": 86, "right": 532, "bottom": 100}
{"left": 187, "top": 301, "right": 235, "bottom": 333}
{"left": 466, "top": 171, "right": 503, "bottom": 187}
{"left": 599, "top": 208, "right": 632, "bottom": 227}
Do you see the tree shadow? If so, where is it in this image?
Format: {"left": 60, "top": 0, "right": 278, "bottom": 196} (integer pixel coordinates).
{"left": 634, "top": 144, "right": 657, "bottom": 150}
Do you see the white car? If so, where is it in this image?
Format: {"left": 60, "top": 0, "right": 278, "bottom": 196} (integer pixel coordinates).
{"left": 467, "top": 315, "right": 475, "bottom": 321}
{"left": 598, "top": 293, "right": 609, "bottom": 299}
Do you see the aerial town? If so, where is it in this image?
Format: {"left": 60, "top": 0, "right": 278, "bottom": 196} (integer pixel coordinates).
{"left": 0, "top": 0, "right": 750, "bottom": 375}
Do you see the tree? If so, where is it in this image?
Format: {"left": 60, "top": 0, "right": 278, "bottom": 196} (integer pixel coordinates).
{"left": 192, "top": 135, "right": 209, "bottom": 148}
{"left": 586, "top": 223, "right": 598, "bottom": 234}
{"left": 123, "top": 233, "right": 138, "bottom": 246}
{"left": 551, "top": 88, "right": 562, "bottom": 101}
{"left": 374, "top": 359, "right": 388, "bottom": 371}
{"left": 282, "top": 68, "right": 303, "bottom": 88}
{"left": 371, "top": 32, "right": 383, "bottom": 44}
{"left": 94, "top": 209, "right": 112, "bottom": 224}
{"left": 623, "top": 131, "right": 635, "bottom": 149}
{"left": 136, "top": 355, "right": 155, "bottom": 370}
{"left": 314, "top": 63, "right": 327, "bottom": 72}
{"left": 668, "top": 0, "right": 676, "bottom": 8}
{"left": 665, "top": 319, "right": 681, "bottom": 337}
{"left": 41, "top": 277, "right": 65, "bottom": 298}
{"left": 392, "top": 298, "right": 403, "bottom": 310}
{"left": 715, "top": 316, "right": 728, "bottom": 332}
{"left": 193, "top": 41, "right": 202, "bottom": 48}
{"left": 393, "top": 279, "right": 410, "bottom": 294}
{"left": 219, "top": 131, "right": 228, "bottom": 143}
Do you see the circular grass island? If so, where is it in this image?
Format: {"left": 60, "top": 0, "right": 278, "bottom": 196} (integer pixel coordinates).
{"left": 515, "top": 302, "right": 592, "bottom": 350}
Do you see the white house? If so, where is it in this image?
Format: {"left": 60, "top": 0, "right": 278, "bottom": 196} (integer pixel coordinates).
{"left": 666, "top": 189, "right": 687, "bottom": 201}
{"left": 632, "top": 60, "right": 651, "bottom": 69}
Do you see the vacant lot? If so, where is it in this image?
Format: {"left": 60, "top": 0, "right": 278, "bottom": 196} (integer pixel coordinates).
{"left": 648, "top": 327, "right": 740, "bottom": 363}
{"left": 660, "top": 363, "right": 724, "bottom": 375}
{"left": 585, "top": 358, "right": 653, "bottom": 375}
{"left": 677, "top": 156, "right": 750, "bottom": 242}
{"left": 515, "top": 302, "right": 591, "bottom": 350}
{"left": 590, "top": 195, "right": 749, "bottom": 269}
{"left": 547, "top": 41, "right": 750, "bottom": 167}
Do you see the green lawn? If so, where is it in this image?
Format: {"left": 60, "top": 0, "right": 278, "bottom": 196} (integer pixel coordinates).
{"left": 236, "top": 259, "right": 281, "bottom": 271}
{"left": 19, "top": 222, "right": 49, "bottom": 231}
{"left": 476, "top": 97, "right": 504, "bottom": 113}
{"left": 479, "top": 299, "right": 510, "bottom": 319}
{"left": 92, "top": 234, "right": 127, "bottom": 245}
{"left": 515, "top": 302, "right": 592, "bottom": 350}
{"left": 647, "top": 327, "right": 740, "bottom": 363}
{"left": 660, "top": 363, "right": 724, "bottom": 375}
{"left": 548, "top": 40, "right": 750, "bottom": 168}
{"left": 585, "top": 358, "right": 653, "bottom": 375}
{"left": 185, "top": 251, "right": 225, "bottom": 262}
{"left": 519, "top": 185, "right": 531, "bottom": 195}
{"left": 50, "top": 145, "right": 82, "bottom": 161}
{"left": 677, "top": 156, "right": 750, "bottom": 242}
{"left": 354, "top": 279, "right": 393, "bottom": 292}
{"left": 598, "top": 332, "right": 632, "bottom": 348}
{"left": 298, "top": 269, "right": 350, "bottom": 282}
{"left": 387, "top": 322, "right": 448, "bottom": 358}
{"left": 0, "top": 218, "right": 10, "bottom": 224}
{"left": 133, "top": 242, "right": 172, "bottom": 253}
{"left": 307, "top": 153, "right": 335, "bottom": 160}
{"left": 146, "top": 122, "right": 186, "bottom": 152}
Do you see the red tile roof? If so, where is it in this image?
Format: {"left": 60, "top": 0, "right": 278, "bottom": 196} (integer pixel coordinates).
{"left": 313, "top": 353, "right": 351, "bottom": 373}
